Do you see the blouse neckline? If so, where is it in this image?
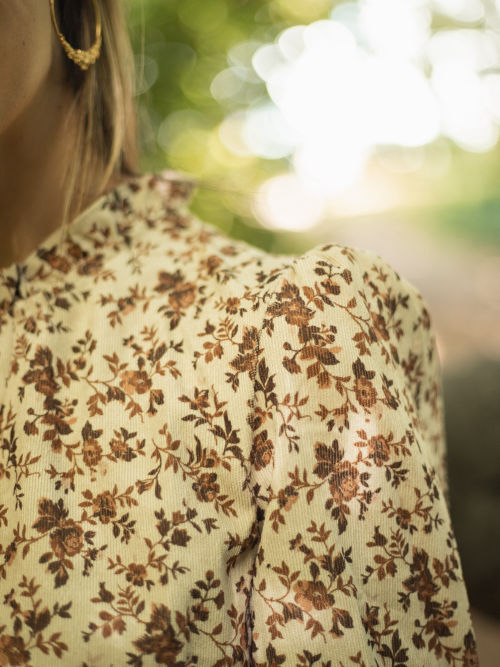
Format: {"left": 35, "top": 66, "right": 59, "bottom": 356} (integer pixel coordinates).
{"left": 0, "top": 170, "right": 197, "bottom": 309}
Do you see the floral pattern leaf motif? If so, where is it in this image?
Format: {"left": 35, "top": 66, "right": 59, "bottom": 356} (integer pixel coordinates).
{"left": 0, "top": 173, "right": 478, "bottom": 665}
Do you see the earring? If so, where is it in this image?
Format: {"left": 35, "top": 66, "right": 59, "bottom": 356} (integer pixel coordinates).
{"left": 49, "top": 0, "right": 102, "bottom": 71}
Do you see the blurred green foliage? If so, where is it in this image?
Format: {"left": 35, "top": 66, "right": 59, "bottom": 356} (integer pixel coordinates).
{"left": 127, "top": 0, "right": 333, "bottom": 252}
{"left": 126, "top": 0, "right": 500, "bottom": 253}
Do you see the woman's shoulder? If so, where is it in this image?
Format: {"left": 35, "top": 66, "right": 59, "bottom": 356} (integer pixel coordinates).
{"left": 121, "top": 170, "right": 423, "bottom": 299}
{"left": 11, "top": 169, "right": 428, "bottom": 339}
{"left": 120, "top": 171, "right": 431, "bottom": 341}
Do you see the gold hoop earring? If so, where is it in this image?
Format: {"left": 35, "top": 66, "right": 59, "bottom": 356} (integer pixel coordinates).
{"left": 49, "top": 0, "right": 102, "bottom": 71}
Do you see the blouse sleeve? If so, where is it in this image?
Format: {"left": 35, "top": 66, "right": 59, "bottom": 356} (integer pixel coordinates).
{"left": 247, "top": 244, "right": 478, "bottom": 666}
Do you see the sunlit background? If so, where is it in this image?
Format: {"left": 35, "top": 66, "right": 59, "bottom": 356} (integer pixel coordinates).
{"left": 127, "top": 2, "right": 500, "bottom": 661}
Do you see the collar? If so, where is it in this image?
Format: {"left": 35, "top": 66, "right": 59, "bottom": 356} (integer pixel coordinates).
{"left": 0, "top": 170, "right": 198, "bottom": 312}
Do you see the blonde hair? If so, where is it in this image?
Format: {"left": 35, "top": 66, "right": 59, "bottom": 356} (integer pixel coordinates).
{"left": 55, "top": 0, "right": 140, "bottom": 233}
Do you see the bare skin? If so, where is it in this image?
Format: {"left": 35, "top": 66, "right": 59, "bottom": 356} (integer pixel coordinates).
{"left": 0, "top": 2, "right": 126, "bottom": 270}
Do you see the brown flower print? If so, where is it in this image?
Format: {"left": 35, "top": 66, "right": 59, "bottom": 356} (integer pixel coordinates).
{"left": 277, "top": 485, "right": 299, "bottom": 512}
{"left": 230, "top": 325, "right": 260, "bottom": 374}
{"left": 0, "top": 172, "right": 477, "bottom": 664}
{"left": 126, "top": 563, "right": 148, "bottom": 587}
{"left": 82, "top": 439, "right": 102, "bottom": 467}
{"left": 192, "top": 472, "right": 219, "bottom": 502}
{"left": 109, "top": 437, "right": 135, "bottom": 461}
{"left": 49, "top": 519, "right": 84, "bottom": 559}
{"left": 169, "top": 282, "right": 197, "bottom": 311}
{"left": 312, "top": 440, "right": 360, "bottom": 504}
{"left": 250, "top": 430, "right": 274, "bottom": 471}
{"left": 119, "top": 370, "right": 152, "bottom": 396}
{"left": 371, "top": 312, "right": 390, "bottom": 341}
{"left": 225, "top": 296, "right": 240, "bottom": 314}
{"left": 0, "top": 634, "right": 30, "bottom": 666}
{"left": 354, "top": 376, "right": 378, "bottom": 408}
{"left": 293, "top": 580, "right": 335, "bottom": 612}
{"left": 22, "top": 346, "right": 59, "bottom": 397}
{"left": 402, "top": 547, "right": 439, "bottom": 605}
{"left": 204, "top": 254, "right": 223, "bottom": 276}
{"left": 367, "top": 434, "right": 391, "bottom": 466}
{"left": 91, "top": 491, "right": 117, "bottom": 524}
{"left": 328, "top": 461, "right": 359, "bottom": 504}
{"left": 154, "top": 269, "right": 184, "bottom": 293}
{"left": 37, "top": 247, "right": 71, "bottom": 273}
{"left": 395, "top": 508, "right": 413, "bottom": 530}
{"left": 267, "top": 281, "right": 314, "bottom": 328}
{"left": 133, "top": 604, "right": 183, "bottom": 664}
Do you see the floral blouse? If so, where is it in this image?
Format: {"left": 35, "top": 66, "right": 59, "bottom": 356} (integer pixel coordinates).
{"left": 0, "top": 171, "right": 478, "bottom": 666}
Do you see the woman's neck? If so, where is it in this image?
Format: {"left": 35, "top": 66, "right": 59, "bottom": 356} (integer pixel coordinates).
{"left": 0, "top": 75, "right": 119, "bottom": 270}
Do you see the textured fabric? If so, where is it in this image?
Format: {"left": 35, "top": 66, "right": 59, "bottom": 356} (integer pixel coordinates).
{"left": 0, "top": 171, "right": 478, "bottom": 666}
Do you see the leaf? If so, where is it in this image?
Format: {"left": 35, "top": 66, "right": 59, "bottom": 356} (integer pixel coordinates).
{"left": 283, "top": 357, "right": 301, "bottom": 374}
{"left": 309, "top": 561, "right": 320, "bottom": 580}
{"left": 302, "top": 286, "right": 315, "bottom": 300}
{"left": 300, "top": 346, "right": 316, "bottom": 361}
{"left": 212, "top": 623, "right": 222, "bottom": 635}
{"left": 306, "top": 362, "right": 321, "bottom": 379}
{"left": 317, "top": 372, "right": 331, "bottom": 388}
{"left": 282, "top": 602, "right": 303, "bottom": 622}
{"left": 99, "top": 611, "right": 114, "bottom": 621}
{"left": 314, "top": 348, "right": 338, "bottom": 366}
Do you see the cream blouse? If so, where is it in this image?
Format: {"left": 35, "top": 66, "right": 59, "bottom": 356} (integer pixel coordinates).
{"left": 0, "top": 171, "right": 478, "bottom": 666}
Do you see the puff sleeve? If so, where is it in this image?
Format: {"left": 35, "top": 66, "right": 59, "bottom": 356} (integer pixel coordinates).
{"left": 247, "top": 244, "right": 478, "bottom": 666}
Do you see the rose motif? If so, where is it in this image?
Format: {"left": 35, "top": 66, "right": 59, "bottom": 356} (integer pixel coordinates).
{"left": 230, "top": 326, "right": 259, "bottom": 374}
{"left": 24, "top": 317, "right": 37, "bottom": 334}
{"left": 402, "top": 548, "right": 439, "bottom": 603}
{"left": 328, "top": 461, "right": 359, "bottom": 504}
{"left": 282, "top": 298, "right": 313, "bottom": 327}
{"left": 225, "top": 297, "right": 240, "bottom": 314}
{"left": 354, "top": 377, "right": 378, "bottom": 408}
{"left": 92, "top": 491, "right": 117, "bottom": 524}
{"left": 133, "top": 604, "right": 184, "bottom": 663}
{"left": 0, "top": 634, "right": 30, "bottom": 665}
{"left": 395, "top": 508, "right": 412, "bottom": 530}
{"left": 371, "top": 312, "right": 390, "bottom": 341}
{"left": 119, "top": 370, "right": 152, "bottom": 396}
{"left": 168, "top": 282, "right": 196, "bottom": 310}
{"left": 134, "top": 628, "right": 183, "bottom": 664}
{"left": 367, "top": 434, "right": 390, "bottom": 466}
{"left": 49, "top": 519, "right": 84, "bottom": 559}
{"left": 250, "top": 431, "right": 273, "bottom": 471}
{"left": 49, "top": 255, "right": 71, "bottom": 273}
{"left": 117, "top": 296, "right": 135, "bottom": 315}
{"left": 82, "top": 439, "right": 102, "bottom": 467}
{"left": 205, "top": 255, "right": 222, "bottom": 275}
{"left": 277, "top": 485, "right": 299, "bottom": 511}
{"left": 293, "top": 579, "right": 335, "bottom": 611}
{"left": 192, "top": 472, "right": 219, "bottom": 502}
{"left": 126, "top": 563, "right": 148, "bottom": 586}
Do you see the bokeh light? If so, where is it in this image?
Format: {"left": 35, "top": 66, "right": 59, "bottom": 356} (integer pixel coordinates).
{"left": 252, "top": 173, "right": 326, "bottom": 231}
{"left": 131, "top": 0, "right": 500, "bottom": 233}
{"left": 197, "top": 0, "right": 500, "bottom": 229}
